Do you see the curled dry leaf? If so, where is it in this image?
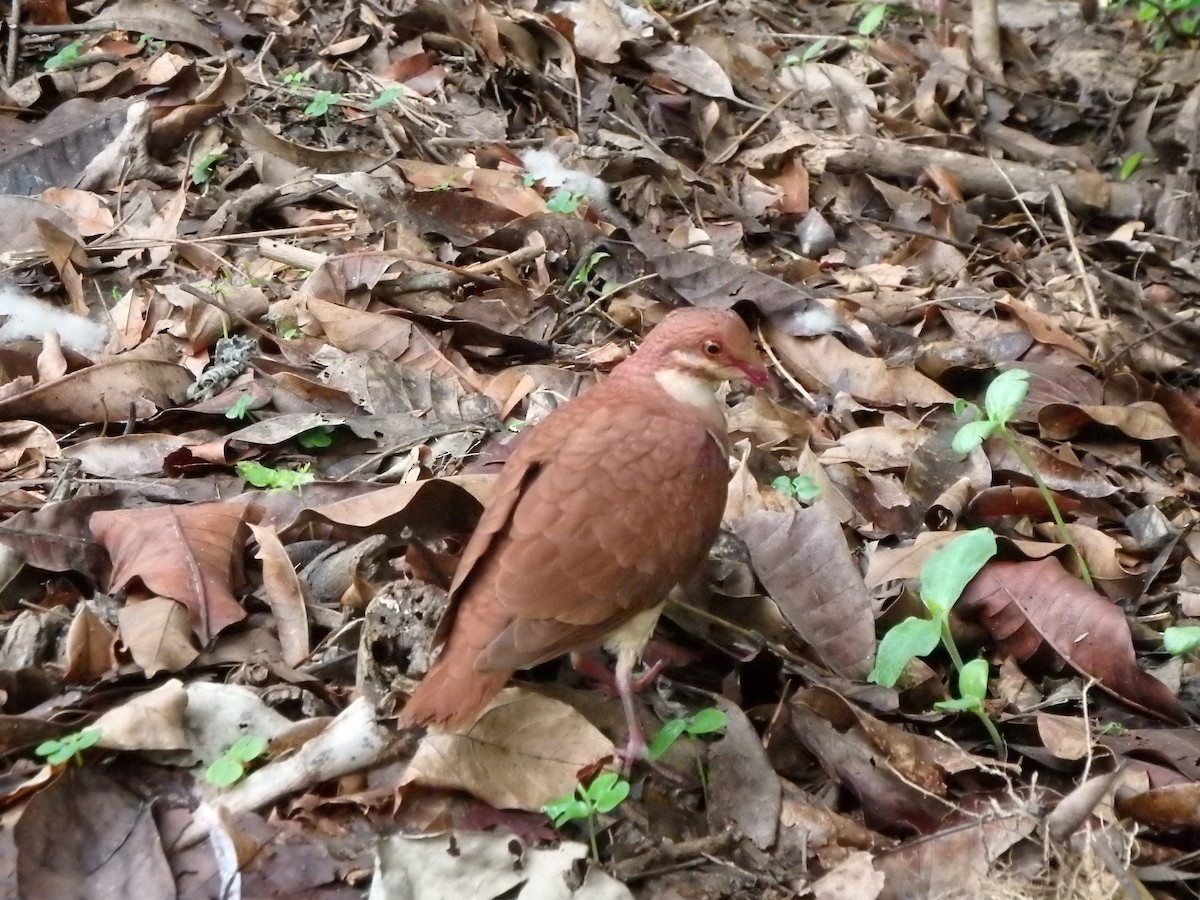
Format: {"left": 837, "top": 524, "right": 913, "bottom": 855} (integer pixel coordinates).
{"left": 957, "top": 558, "right": 1189, "bottom": 724}
{"left": 90, "top": 502, "right": 250, "bottom": 644}
{"left": 249, "top": 523, "right": 310, "bottom": 667}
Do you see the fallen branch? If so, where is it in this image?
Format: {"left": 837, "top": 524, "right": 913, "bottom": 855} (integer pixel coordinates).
{"left": 791, "top": 127, "right": 1153, "bottom": 219}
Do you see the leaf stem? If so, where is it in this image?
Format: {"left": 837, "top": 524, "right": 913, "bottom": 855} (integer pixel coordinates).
{"left": 973, "top": 708, "right": 1007, "bottom": 761}
{"left": 999, "top": 430, "right": 1094, "bottom": 588}
{"left": 939, "top": 619, "right": 966, "bottom": 673}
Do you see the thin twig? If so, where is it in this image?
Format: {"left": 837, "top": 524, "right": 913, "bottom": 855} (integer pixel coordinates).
{"left": 5, "top": 0, "right": 20, "bottom": 86}
{"left": 755, "top": 323, "right": 815, "bottom": 406}
{"left": 1050, "top": 183, "right": 1102, "bottom": 321}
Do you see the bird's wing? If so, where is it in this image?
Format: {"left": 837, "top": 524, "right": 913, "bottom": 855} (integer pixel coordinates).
{"left": 469, "top": 396, "right": 730, "bottom": 671}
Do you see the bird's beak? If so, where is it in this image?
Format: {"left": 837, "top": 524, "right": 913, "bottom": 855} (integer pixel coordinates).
{"left": 738, "top": 363, "right": 771, "bottom": 389}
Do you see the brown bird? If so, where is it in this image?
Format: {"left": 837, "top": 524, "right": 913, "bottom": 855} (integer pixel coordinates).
{"left": 400, "top": 307, "right": 768, "bottom": 766}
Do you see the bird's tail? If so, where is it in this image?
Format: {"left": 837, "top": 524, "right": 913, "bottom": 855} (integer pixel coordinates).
{"left": 399, "top": 631, "right": 511, "bottom": 730}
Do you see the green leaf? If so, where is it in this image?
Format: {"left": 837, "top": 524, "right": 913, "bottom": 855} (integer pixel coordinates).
{"left": 546, "top": 190, "right": 583, "bottom": 214}
{"left": 1163, "top": 625, "right": 1200, "bottom": 657}
{"left": 369, "top": 86, "right": 407, "bottom": 109}
{"left": 1118, "top": 152, "right": 1145, "bottom": 181}
{"left": 800, "top": 38, "right": 828, "bottom": 62}
{"left": 205, "top": 756, "right": 245, "bottom": 787}
{"left": 584, "top": 771, "right": 622, "bottom": 802}
{"left": 919, "top": 528, "right": 996, "bottom": 617}
{"left": 70, "top": 729, "right": 102, "bottom": 751}
{"left": 791, "top": 474, "right": 820, "bottom": 502}
{"left": 856, "top": 4, "right": 888, "bottom": 35}
{"left": 544, "top": 797, "right": 590, "bottom": 826}
{"left": 304, "top": 90, "right": 342, "bottom": 117}
{"left": 685, "top": 708, "right": 728, "bottom": 736}
{"left": 235, "top": 461, "right": 314, "bottom": 492}
{"left": 227, "top": 735, "right": 268, "bottom": 763}
{"left": 45, "top": 40, "right": 83, "bottom": 70}
{"left": 983, "top": 369, "right": 1030, "bottom": 426}
{"left": 868, "top": 615, "right": 941, "bottom": 686}
{"left": 34, "top": 739, "right": 64, "bottom": 759}
{"left": 951, "top": 419, "right": 998, "bottom": 454}
{"left": 297, "top": 426, "right": 335, "bottom": 449}
{"left": 933, "top": 697, "right": 979, "bottom": 712}
{"left": 957, "top": 658, "right": 990, "bottom": 703}
{"left": 952, "top": 398, "right": 975, "bottom": 417}
{"left": 647, "top": 719, "right": 689, "bottom": 760}
{"left": 192, "top": 150, "right": 225, "bottom": 185}
{"left": 226, "top": 395, "right": 253, "bottom": 420}
{"left": 590, "top": 776, "right": 630, "bottom": 814}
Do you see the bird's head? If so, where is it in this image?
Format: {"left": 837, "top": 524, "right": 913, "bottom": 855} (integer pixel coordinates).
{"left": 627, "top": 308, "right": 770, "bottom": 390}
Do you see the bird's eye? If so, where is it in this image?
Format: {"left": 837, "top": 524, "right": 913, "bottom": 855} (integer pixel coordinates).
{"left": 702, "top": 340, "right": 722, "bottom": 357}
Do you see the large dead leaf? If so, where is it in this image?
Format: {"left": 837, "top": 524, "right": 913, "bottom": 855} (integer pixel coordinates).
{"left": 733, "top": 504, "right": 876, "bottom": 678}
{"left": 958, "top": 558, "right": 1189, "bottom": 723}
{"left": 15, "top": 768, "right": 176, "bottom": 900}
{"left": 401, "top": 688, "right": 615, "bottom": 810}
{"left": 0, "top": 357, "right": 192, "bottom": 424}
{"left": 90, "top": 502, "right": 250, "bottom": 644}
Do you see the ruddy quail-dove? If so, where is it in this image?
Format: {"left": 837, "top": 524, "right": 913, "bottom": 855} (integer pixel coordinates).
{"left": 400, "top": 307, "right": 769, "bottom": 766}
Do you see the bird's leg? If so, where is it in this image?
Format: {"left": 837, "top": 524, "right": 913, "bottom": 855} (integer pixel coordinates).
{"left": 614, "top": 646, "right": 647, "bottom": 773}
{"left": 570, "top": 653, "right": 666, "bottom": 695}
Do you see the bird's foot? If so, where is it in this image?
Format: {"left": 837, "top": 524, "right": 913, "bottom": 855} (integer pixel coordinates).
{"left": 617, "top": 730, "right": 647, "bottom": 775}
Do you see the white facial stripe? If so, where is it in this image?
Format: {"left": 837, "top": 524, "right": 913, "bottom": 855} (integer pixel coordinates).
{"left": 655, "top": 367, "right": 722, "bottom": 410}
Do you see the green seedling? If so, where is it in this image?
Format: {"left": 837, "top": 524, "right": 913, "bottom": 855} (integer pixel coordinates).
{"left": 505, "top": 418, "right": 527, "bottom": 432}
{"left": 1118, "top": 152, "right": 1145, "bottom": 180}
{"left": 236, "top": 460, "right": 314, "bottom": 492}
{"left": 567, "top": 250, "right": 611, "bottom": 293}
{"left": 45, "top": 40, "right": 83, "bottom": 70}
{"left": 304, "top": 90, "right": 342, "bottom": 118}
{"left": 1111, "top": 0, "right": 1200, "bottom": 49}
{"left": 36, "top": 728, "right": 101, "bottom": 766}
{"left": 783, "top": 38, "right": 830, "bottom": 66}
{"left": 369, "top": 86, "right": 408, "bottom": 109}
{"left": 546, "top": 190, "right": 584, "bottom": 214}
{"left": 771, "top": 474, "right": 820, "bottom": 503}
{"left": 869, "top": 527, "right": 1005, "bottom": 757}
{"left": 857, "top": 3, "right": 888, "bottom": 35}
{"left": 296, "top": 425, "right": 336, "bottom": 449}
{"left": 1163, "top": 625, "right": 1200, "bottom": 657}
{"left": 544, "top": 771, "right": 630, "bottom": 860}
{"left": 282, "top": 70, "right": 307, "bottom": 87}
{"left": 136, "top": 34, "right": 165, "bottom": 54}
{"left": 192, "top": 149, "right": 226, "bottom": 186}
{"left": 205, "top": 735, "right": 269, "bottom": 787}
{"left": 952, "top": 368, "right": 1094, "bottom": 588}
{"left": 647, "top": 707, "right": 727, "bottom": 760}
{"left": 647, "top": 707, "right": 727, "bottom": 800}
{"left": 225, "top": 395, "right": 254, "bottom": 420}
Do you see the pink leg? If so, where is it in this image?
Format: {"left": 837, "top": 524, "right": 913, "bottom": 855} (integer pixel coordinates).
{"left": 570, "top": 653, "right": 666, "bottom": 695}
{"left": 614, "top": 649, "right": 647, "bottom": 774}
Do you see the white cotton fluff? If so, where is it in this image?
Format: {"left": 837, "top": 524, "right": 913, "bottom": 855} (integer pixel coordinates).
{"left": 0, "top": 284, "right": 107, "bottom": 353}
{"left": 519, "top": 148, "right": 612, "bottom": 205}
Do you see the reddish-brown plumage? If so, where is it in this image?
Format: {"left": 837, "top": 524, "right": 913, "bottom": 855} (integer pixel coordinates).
{"left": 400, "top": 308, "right": 767, "bottom": 758}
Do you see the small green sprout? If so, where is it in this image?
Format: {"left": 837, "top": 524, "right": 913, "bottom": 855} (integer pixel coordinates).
{"left": 1118, "top": 152, "right": 1145, "bottom": 180}
{"left": 869, "top": 528, "right": 1005, "bottom": 757}
{"left": 856, "top": 3, "right": 888, "bottom": 35}
{"left": 304, "top": 90, "right": 342, "bottom": 117}
{"left": 45, "top": 40, "right": 83, "bottom": 70}
{"left": 192, "top": 149, "right": 226, "bottom": 186}
{"left": 369, "top": 86, "right": 408, "bottom": 109}
{"left": 546, "top": 190, "right": 584, "bottom": 214}
{"left": 282, "top": 70, "right": 307, "bottom": 87}
{"left": 236, "top": 461, "right": 314, "bottom": 492}
{"left": 36, "top": 728, "right": 102, "bottom": 766}
{"left": 771, "top": 474, "right": 820, "bottom": 503}
{"left": 225, "top": 395, "right": 254, "bottom": 420}
{"left": 136, "top": 34, "right": 165, "bottom": 54}
{"left": 1163, "top": 625, "right": 1200, "bottom": 657}
{"left": 505, "top": 418, "right": 527, "bottom": 432}
{"left": 953, "top": 369, "right": 1093, "bottom": 588}
{"left": 544, "top": 771, "right": 630, "bottom": 860}
{"left": 647, "top": 707, "right": 728, "bottom": 761}
{"left": 296, "top": 425, "right": 336, "bottom": 449}
{"left": 567, "top": 250, "right": 611, "bottom": 293}
{"left": 205, "top": 735, "right": 269, "bottom": 787}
